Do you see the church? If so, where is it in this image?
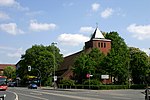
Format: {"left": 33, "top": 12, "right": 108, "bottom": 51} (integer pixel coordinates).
{"left": 56, "top": 27, "right": 111, "bottom": 81}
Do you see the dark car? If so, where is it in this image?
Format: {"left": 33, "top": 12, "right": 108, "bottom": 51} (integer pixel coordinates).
{"left": 28, "top": 83, "right": 37, "bottom": 89}
{"left": 8, "top": 82, "right": 16, "bottom": 87}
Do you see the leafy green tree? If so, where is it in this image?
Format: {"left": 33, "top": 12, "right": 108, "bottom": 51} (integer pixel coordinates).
{"left": 18, "top": 44, "right": 63, "bottom": 86}
{"left": 3, "top": 66, "right": 16, "bottom": 80}
{"left": 73, "top": 48, "right": 105, "bottom": 84}
{"left": 129, "top": 47, "right": 150, "bottom": 84}
{"left": 104, "top": 32, "right": 129, "bottom": 84}
{"left": 73, "top": 53, "right": 94, "bottom": 84}
{"left": 88, "top": 48, "right": 105, "bottom": 79}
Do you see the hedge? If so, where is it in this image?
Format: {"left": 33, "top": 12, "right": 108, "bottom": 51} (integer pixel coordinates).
{"left": 58, "top": 84, "right": 128, "bottom": 90}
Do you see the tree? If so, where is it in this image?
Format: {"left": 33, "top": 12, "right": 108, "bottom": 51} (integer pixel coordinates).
{"left": 73, "top": 53, "right": 94, "bottom": 84}
{"left": 18, "top": 44, "right": 63, "bottom": 86}
{"left": 3, "top": 66, "right": 16, "bottom": 80}
{"left": 104, "top": 32, "right": 129, "bottom": 84}
{"left": 73, "top": 48, "right": 105, "bottom": 84}
{"left": 88, "top": 48, "right": 106, "bottom": 79}
{"left": 129, "top": 47, "right": 150, "bottom": 84}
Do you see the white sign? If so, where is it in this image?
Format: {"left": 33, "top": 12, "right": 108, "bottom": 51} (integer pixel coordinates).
{"left": 54, "top": 76, "right": 57, "bottom": 81}
{"left": 101, "top": 75, "right": 109, "bottom": 79}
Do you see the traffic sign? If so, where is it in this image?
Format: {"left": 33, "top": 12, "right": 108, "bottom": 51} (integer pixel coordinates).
{"left": 54, "top": 76, "right": 57, "bottom": 81}
{"left": 86, "top": 74, "right": 93, "bottom": 78}
{"left": 86, "top": 74, "right": 90, "bottom": 78}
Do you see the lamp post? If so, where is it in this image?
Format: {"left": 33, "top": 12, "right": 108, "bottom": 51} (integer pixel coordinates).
{"left": 52, "top": 42, "right": 57, "bottom": 89}
{"left": 35, "top": 68, "right": 41, "bottom": 88}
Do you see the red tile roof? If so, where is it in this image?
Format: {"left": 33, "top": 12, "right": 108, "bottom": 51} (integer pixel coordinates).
{"left": 0, "top": 64, "right": 16, "bottom": 70}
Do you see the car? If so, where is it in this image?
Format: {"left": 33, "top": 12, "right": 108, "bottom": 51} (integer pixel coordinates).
{"left": 8, "top": 82, "right": 16, "bottom": 87}
{"left": 28, "top": 83, "right": 37, "bottom": 89}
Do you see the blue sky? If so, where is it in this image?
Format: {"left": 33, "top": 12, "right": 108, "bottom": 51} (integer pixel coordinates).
{"left": 0, "top": 0, "right": 150, "bottom": 64}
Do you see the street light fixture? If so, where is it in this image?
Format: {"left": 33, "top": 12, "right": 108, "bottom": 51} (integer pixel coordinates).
{"left": 52, "top": 42, "right": 57, "bottom": 89}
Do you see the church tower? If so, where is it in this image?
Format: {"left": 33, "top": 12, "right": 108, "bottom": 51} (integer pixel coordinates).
{"left": 85, "top": 27, "right": 111, "bottom": 54}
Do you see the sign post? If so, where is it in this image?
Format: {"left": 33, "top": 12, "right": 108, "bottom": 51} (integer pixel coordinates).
{"left": 101, "top": 75, "right": 109, "bottom": 84}
{"left": 86, "top": 74, "right": 93, "bottom": 89}
{"left": 28, "top": 66, "right": 31, "bottom": 71}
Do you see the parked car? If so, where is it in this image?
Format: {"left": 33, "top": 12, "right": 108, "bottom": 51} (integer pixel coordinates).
{"left": 28, "top": 83, "right": 37, "bottom": 89}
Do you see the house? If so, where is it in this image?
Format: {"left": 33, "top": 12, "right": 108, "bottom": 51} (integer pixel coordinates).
{"left": 0, "top": 64, "right": 16, "bottom": 75}
{"left": 56, "top": 27, "right": 111, "bottom": 81}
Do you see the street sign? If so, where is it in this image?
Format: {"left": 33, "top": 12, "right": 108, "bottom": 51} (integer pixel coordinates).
{"left": 28, "top": 66, "right": 31, "bottom": 71}
{"left": 54, "top": 76, "right": 57, "bottom": 81}
{"left": 86, "top": 74, "right": 90, "bottom": 78}
{"left": 86, "top": 74, "right": 93, "bottom": 78}
{"left": 101, "top": 75, "right": 109, "bottom": 79}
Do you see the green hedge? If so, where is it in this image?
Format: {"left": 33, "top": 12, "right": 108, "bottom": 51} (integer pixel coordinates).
{"left": 58, "top": 84, "right": 148, "bottom": 90}
{"left": 130, "top": 84, "right": 146, "bottom": 89}
{"left": 58, "top": 84, "right": 128, "bottom": 90}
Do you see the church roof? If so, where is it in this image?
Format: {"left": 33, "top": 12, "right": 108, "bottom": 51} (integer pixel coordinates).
{"left": 91, "top": 27, "right": 105, "bottom": 40}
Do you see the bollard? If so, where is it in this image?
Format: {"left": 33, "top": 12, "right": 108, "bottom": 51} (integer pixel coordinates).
{"left": 0, "top": 94, "right": 6, "bottom": 100}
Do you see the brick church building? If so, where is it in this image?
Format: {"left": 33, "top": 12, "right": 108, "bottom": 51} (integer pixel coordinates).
{"left": 57, "top": 27, "right": 111, "bottom": 81}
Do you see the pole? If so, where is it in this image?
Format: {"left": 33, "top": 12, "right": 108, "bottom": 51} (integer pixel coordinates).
{"left": 89, "top": 75, "right": 90, "bottom": 89}
{"left": 34, "top": 68, "right": 41, "bottom": 88}
{"left": 52, "top": 42, "right": 57, "bottom": 89}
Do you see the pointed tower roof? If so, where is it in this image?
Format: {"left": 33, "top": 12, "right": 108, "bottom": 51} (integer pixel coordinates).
{"left": 91, "top": 27, "right": 105, "bottom": 40}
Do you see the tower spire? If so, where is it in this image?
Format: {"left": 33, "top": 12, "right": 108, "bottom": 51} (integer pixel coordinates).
{"left": 96, "top": 22, "right": 98, "bottom": 28}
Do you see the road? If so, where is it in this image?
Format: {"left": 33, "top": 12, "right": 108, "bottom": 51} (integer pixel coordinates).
{"left": 0, "top": 87, "right": 145, "bottom": 100}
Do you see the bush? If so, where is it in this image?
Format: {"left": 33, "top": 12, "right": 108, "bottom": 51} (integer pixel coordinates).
{"left": 60, "top": 79, "right": 75, "bottom": 86}
{"left": 83, "top": 79, "right": 102, "bottom": 85}
{"left": 130, "top": 84, "right": 146, "bottom": 89}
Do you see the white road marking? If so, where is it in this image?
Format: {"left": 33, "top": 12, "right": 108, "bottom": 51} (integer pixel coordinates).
{"left": 33, "top": 91, "right": 105, "bottom": 100}
{"left": 113, "top": 97, "right": 131, "bottom": 100}
{"left": 17, "top": 93, "right": 49, "bottom": 100}
{"left": 30, "top": 92, "right": 42, "bottom": 95}
{"left": 7, "top": 90, "right": 19, "bottom": 100}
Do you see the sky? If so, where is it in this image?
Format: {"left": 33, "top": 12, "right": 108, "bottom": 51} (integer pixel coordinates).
{"left": 0, "top": 0, "right": 150, "bottom": 64}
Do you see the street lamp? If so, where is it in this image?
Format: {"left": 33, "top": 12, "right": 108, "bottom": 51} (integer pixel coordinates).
{"left": 52, "top": 42, "right": 57, "bottom": 89}
{"left": 35, "top": 68, "right": 41, "bottom": 88}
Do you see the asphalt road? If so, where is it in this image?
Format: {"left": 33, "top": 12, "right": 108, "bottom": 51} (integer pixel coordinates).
{"left": 0, "top": 87, "right": 146, "bottom": 100}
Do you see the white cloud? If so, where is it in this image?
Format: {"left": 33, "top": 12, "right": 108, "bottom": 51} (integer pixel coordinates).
{"left": 0, "top": 23, "right": 24, "bottom": 35}
{"left": 57, "top": 33, "right": 90, "bottom": 46}
{"left": 101, "top": 8, "right": 113, "bottom": 18}
{"left": 141, "top": 48, "right": 150, "bottom": 56}
{"left": 0, "top": 0, "right": 29, "bottom": 11}
{"left": 79, "top": 26, "right": 94, "bottom": 33}
{"left": 127, "top": 24, "right": 150, "bottom": 40}
{"left": 92, "top": 3, "right": 100, "bottom": 12}
{"left": 0, "top": 0, "right": 17, "bottom": 7}
{"left": 29, "top": 20, "right": 56, "bottom": 32}
{"left": 0, "top": 11, "right": 10, "bottom": 20}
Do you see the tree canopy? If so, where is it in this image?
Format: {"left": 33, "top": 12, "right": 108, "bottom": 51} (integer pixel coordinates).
{"left": 17, "top": 44, "right": 63, "bottom": 86}
{"left": 3, "top": 66, "right": 16, "bottom": 80}
{"left": 73, "top": 31, "right": 150, "bottom": 85}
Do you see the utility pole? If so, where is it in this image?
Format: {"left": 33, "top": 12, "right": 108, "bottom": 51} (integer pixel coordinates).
{"left": 52, "top": 42, "right": 57, "bottom": 89}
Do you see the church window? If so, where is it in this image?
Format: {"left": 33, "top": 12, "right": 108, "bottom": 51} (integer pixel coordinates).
{"left": 104, "top": 43, "right": 106, "bottom": 48}
{"left": 101, "top": 42, "right": 103, "bottom": 48}
{"left": 98, "top": 42, "right": 100, "bottom": 47}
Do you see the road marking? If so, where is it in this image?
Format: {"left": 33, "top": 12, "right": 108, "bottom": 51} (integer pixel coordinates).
{"left": 30, "top": 92, "right": 42, "bottom": 95}
{"left": 7, "top": 90, "right": 19, "bottom": 100}
{"left": 33, "top": 91, "right": 104, "bottom": 100}
{"left": 113, "top": 97, "right": 131, "bottom": 100}
{"left": 17, "top": 93, "right": 48, "bottom": 100}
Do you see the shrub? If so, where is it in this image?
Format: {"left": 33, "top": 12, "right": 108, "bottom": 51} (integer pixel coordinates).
{"left": 130, "top": 84, "right": 146, "bottom": 89}
{"left": 83, "top": 79, "right": 102, "bottom": 85}
{"left": 60, "top": 79, "right": 75, "bottom": 86}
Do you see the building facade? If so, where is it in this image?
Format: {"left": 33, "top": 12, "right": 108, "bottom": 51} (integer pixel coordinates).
{"left": 0, "top": 64, "right": 16, "bottom": 75}
{"left": 57, "top": 27, "right": 111, "bottom": 81}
